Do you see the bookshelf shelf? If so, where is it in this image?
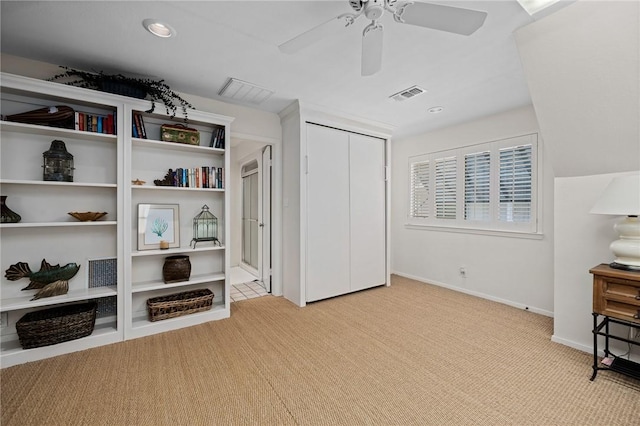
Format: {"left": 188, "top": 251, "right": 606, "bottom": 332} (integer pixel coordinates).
{"left": 0, "top": 179, "right": 117, "bottom": 188}
{"left": 0, "top": 120, "right": 117, "bottom": 142}
{"left": 0, "top": 221, "right": 117, "bottom": 229}
{"left": 132, "top": 137, "right": 225, "bottom": 155}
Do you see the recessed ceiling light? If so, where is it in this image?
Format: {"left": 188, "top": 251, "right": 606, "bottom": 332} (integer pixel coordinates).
{"left": 142, "top": 19, "right": 175, "bottom": 38}
{"left": 428, "top": 106, "right": 444, "bottom": 114}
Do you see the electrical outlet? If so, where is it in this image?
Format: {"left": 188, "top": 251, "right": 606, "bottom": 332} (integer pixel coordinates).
{"left": 0, "top": 312, "right": 7, "bottom": 328}
{"left": 459, "top": 266, "right": 467, "bottom": 278}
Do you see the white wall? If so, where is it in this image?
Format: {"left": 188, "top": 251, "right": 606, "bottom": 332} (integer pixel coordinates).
{"left": 280, "top": 105, "right": 302, "bottom": 305}
{"left": 391, "top": 105, "right": 555, "bottom": 315}
{"left": 514, "top": 0, "right": 640, "bottom": 178}
{"left": 553, "top": 172, "right": 639, "bottom": 357}
{"left": 513, "top": 0, "right": 640, "bottom": 356}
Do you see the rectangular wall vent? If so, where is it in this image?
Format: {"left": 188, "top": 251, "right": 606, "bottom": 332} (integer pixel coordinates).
{"left": 219, "top": 78, "right": 274, "bottom": 105}
{"left": 389, "top": 85, "right": 427, "bottom": 102}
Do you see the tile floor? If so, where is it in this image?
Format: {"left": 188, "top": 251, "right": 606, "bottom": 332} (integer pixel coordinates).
{"left": 231, "top": 280, "right": 268, "bottom": 302}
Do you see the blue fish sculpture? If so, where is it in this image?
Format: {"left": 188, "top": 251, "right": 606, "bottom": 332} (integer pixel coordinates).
{"left": 5, "top": 259, "right": 80, "bottom": 300}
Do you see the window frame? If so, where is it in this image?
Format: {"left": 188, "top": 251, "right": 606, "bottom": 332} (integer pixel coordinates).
{"left": 407, "top": 133, "right": 540, "bottom": 235}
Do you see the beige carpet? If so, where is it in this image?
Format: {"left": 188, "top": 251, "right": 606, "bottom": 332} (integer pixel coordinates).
{"left": 1, "top": 275, "right": 639, "bottom": 425}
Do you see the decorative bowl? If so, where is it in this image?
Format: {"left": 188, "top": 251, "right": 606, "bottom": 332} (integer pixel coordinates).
{"left": 68, "top": 212, "right": 107, "bottom": 222}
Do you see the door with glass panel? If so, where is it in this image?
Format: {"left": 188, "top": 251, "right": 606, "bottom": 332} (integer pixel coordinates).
{"left": 241, "top": 161, "right": 259, "bottom": 276}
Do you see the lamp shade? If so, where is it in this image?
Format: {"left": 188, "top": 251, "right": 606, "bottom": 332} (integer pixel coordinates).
{"left": 590, "top": 174, "right": 640, "bottom": 216}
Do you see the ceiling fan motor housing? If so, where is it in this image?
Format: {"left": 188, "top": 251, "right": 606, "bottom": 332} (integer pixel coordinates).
{"left": 364, "top": 0, "right": 385, "bottom": 20}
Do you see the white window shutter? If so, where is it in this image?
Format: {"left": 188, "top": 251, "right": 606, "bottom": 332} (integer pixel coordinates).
{"left": 410, "top": 160, "right": 430, "bottom": 218}
{"left": 499, "top": 144, "right": 532, "bottom": 223}
{"left": 464, "top": 151, "right": 491, "bottom": 221}
{"left": 435, "top": 157, "right": 457, "bottom": 219}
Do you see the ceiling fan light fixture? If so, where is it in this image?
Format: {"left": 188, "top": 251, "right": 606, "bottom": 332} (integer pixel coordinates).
{"left": 280, "top": 0, "right": 488, "bottom": 77}
{"left": 142, "top": 19, "right": 175, "bottom": 38}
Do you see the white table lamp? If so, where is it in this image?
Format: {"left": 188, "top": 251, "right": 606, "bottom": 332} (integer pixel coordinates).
{"left": 590, "top": 174, "right": 640, "bottom": 271}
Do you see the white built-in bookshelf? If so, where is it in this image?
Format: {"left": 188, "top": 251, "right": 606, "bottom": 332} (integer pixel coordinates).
{"left": 0, "top": 73, "right": 232, "bottom": 367}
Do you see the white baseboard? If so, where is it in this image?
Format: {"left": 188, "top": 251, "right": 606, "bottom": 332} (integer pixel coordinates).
{"left": 551, "top": 335, "right": 592, "bottom": 355}
{"left": 391, "top": 270, "right": 554, "bottom": 318}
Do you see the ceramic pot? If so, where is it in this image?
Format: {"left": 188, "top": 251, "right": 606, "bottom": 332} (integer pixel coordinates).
{"left": 162, "top": 255, "right": 191, "bottom": 283}
{"left": 1, "top": 196, "right": 21, "bottom": 223}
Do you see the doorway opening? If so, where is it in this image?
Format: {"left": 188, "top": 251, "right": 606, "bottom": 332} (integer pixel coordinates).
{"left": 231, "top": 144, "right": 272, "bottom": 302}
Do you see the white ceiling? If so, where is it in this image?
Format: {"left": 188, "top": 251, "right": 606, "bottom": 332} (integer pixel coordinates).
{"left": 0, "top": 1, "right": 571, "bottom": 138}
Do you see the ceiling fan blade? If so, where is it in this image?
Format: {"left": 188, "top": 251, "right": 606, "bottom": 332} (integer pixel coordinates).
{"left": 398, "top": 2, "right": 487, "bottom": 36}
{"left": 279, "top": 15, "right": 348, "bottom": 54}
{"left": 361, "top": 24, "right": 383, "bottom": 76}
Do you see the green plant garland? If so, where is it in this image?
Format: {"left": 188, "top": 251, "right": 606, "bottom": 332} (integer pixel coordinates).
{"left": 49, "top": 66, "right": 194, "bottom": 121}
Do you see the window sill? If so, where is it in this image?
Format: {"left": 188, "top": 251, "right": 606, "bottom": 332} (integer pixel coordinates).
{"left": 404, "top": 223, "right": 544, "bottom": 240}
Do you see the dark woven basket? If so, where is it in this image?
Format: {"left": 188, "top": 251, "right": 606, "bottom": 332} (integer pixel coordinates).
{"left": 147, "top": 289, "right": 213, "bottom": 322}
{"left": 98, "top": 81, "right": 147, "bottom": 99}
{"left": 16, "top": 302, "right": 97, "bottom": 349}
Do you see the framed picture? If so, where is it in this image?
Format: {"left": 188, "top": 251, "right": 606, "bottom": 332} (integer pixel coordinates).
{"left": 138, "top": 204, "right": 180, "bottom": 250}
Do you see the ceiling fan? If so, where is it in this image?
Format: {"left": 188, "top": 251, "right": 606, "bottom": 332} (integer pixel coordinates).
{"left": 279, "top": 0, "right": 488, "bottom": 76}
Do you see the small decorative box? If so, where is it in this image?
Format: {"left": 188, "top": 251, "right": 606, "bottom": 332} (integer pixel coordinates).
{"left": 160, "top": 124, "right": 200, "bottom": 145}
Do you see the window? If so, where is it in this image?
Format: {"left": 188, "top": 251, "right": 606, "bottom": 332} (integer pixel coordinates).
{"left": 408, "top": 134, "right": 538, "bottom": 234}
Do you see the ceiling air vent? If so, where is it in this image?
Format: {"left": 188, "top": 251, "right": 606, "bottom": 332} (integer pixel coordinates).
{"left": 389, "top": 85, "right": 427, "bottom": 102}
{"left": 219, "top": 78, "right": 274, "bottom": 105}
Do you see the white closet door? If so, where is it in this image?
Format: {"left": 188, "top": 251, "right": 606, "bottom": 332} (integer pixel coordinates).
{"left": 349, "top": 134, "right": 386, "bottom": 292}
{"left": 306, "top": 124, "right": 351, "bottom": 301}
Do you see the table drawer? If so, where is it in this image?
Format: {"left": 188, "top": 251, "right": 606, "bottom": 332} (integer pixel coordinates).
{"left": 601, "top": 278, "right": 640, "bottom": 302}
{"left": 597, "top": 299, "right": 640, "bottom": 323}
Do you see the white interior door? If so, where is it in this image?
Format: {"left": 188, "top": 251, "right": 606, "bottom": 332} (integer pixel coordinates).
{"left": 349, "top": 134, "right": 386, "bottom": 291}
{"left": 306, "top": 124, "right": 350, "bottom": 302}
{"left": 241, "top": 162, "right": 259, "bottom": 276}
{"left": 262, "top": 145, "right": 272, "bottom": 292}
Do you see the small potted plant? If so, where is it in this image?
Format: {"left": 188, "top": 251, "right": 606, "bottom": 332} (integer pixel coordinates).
{"left": 49, "top": 66, "right": 193, "bottom": 121}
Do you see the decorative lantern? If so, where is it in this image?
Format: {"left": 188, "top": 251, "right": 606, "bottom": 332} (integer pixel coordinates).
{"left": 43, "top": 140, "right": 74, "bottom": 182}
{"left": 191, "top": 205, "right": 219, "bottom": 248}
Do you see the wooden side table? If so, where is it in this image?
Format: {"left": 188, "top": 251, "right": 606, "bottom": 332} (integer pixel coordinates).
{"left": 589, "top": 264, "right": 640, "bottom": 381}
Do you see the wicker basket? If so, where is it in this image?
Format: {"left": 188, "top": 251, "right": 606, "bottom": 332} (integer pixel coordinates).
{"left": 16, "top": 302, "right": 97, "bottom": 349}
{"left": 147, "top": 289, "right": 214, "bottom": 322}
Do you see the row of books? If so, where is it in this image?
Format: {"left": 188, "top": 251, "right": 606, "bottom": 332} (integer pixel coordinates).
{"left": 132, "top": 112, "right": 147, "bottom": 139}
{"left": 75, "top": 112, "right": 116, "bottom": 134}
{"left": 173, "top": 167, "right": 225, "bottom": 189}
